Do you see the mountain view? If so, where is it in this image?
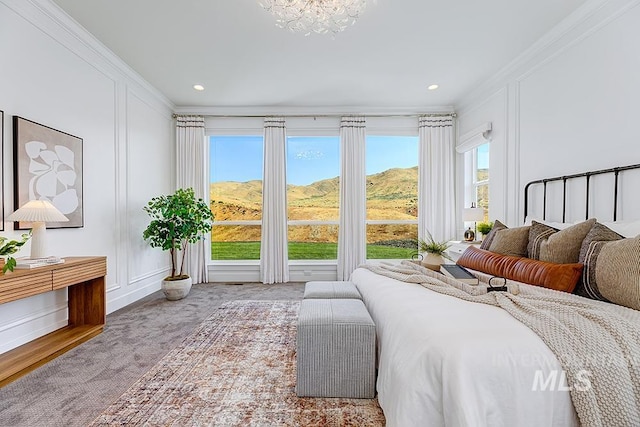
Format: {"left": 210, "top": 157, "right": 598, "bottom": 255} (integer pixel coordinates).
{"left": 211, "top": 166, "right": 418, "bottom": 245}
{"left": 209, "top": 136, "right": 488, "bottom": 259}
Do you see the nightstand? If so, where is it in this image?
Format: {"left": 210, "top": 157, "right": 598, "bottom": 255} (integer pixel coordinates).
{"left": 446, "top": 241, "right": 481, "bottom": 262}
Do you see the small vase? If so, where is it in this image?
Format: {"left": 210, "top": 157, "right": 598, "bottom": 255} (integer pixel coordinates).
{"left": 464, "top": 227, "right": 475, "bottom": 242}
{"left": 421, "top": 252, "right": 444, "bottom": 271}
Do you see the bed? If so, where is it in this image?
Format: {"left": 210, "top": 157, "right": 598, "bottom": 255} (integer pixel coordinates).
{"left": 350, "top": 164, "right": 640, "bottom": 427}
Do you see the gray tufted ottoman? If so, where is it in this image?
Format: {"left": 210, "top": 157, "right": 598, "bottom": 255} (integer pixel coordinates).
{"left": 303, "top": 280, "right": 362, "bottom": 299}
{"left": 296, "top": 298, "right": 376, "bottom": 398}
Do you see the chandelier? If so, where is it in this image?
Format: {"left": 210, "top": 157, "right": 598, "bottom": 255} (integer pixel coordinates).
{"left": 258, "top": 0, "right": 369, "bottom": 36}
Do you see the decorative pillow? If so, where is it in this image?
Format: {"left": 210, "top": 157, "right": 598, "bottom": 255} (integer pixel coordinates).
{"left": 527, "top": 218, "right": 596, "bottom": 263}
{"left": 527, "top": 221, "right": 558, "bottom": 259}
{"left": 457, "top": 246, "right": 583, "bottom": 293}
{"left": 575, "top": 223, "right": 623, "bottom": 300}
{"left": 595, "top": 236, "right": 640, "bottom": 311}
{"left": 578, "top": 242, "right": 614, "bottom": 301}
{"left": 480, "top": 219, "right": 507, "bottom": 250}
{"left": 579, "top": 222, "right": 623, "bottom": 263}
{"left": 488, "top": 226, "right": 530, "bottom": 257}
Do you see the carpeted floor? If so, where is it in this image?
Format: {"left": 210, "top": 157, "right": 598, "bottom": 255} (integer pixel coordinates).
{"left": 90, "top": 300, "right": 385, "bottom": 426}
{"left": 0, "top": 283, "right": 314, "bottom": 427}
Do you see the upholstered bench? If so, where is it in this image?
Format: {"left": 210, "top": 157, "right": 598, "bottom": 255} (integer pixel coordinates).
{"left": 303, "top": 280, "right": 362, "bottom": 300}
{"left": 296, "top": 298, "right": 376, "bottom": 398}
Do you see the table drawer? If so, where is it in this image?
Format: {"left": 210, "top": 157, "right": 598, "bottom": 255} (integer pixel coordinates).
{"left": 52, "top": 259, "right": 107, "bottom": 290}
{"left": 0, "top": 272, "right": 53, "bottom": 304}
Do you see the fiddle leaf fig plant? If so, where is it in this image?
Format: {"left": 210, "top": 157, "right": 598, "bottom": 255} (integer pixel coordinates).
{"left": 0, "top": 232, "right": 32, "bottom": 273}
{"left": 142, "top": 188, "right": 213, "bottom": 280}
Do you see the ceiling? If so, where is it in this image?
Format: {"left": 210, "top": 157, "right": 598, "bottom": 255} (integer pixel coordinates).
{"left": 51, "top": 0, "right": 586, "bottom": 112}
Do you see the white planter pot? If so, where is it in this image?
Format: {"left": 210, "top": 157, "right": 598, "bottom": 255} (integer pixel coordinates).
{"left": 421, "top": 252, "right": 445, "bottom": 271}
{"left": 161, "top": 276, "right": 192, "bottom": 301}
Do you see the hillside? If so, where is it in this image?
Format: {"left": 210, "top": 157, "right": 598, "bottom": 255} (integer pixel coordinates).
{"left": 211, "top": 166, "right": 417, "bottom": 217}
{"left": 210, "top": 166, "right": 418, "bottom": 243}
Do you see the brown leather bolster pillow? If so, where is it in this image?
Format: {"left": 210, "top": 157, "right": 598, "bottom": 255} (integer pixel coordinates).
{"left": 457, "top": 246, "right": 583, "bottom": 293}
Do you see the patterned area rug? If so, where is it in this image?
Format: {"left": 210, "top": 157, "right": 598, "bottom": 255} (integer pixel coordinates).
{"left": 91, "top": 300, "right": 385, "bottom": 426}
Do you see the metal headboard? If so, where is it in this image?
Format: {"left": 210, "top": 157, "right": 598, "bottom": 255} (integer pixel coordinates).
{"left": 523, "top": 163, "right": 640, "bottom": 223}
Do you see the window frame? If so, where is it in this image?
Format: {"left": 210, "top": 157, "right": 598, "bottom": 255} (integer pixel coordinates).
{"left": 464, "top": 142, "right": 490, "bottom": 219}
{"left": 207, "top": 117, "right": 422, "bottom": 267}
{"left": 365, "top": 134, "right": 419, "bottom": 260}
{"left": 209, "top": 134, "right": 264, "bottom": 263}
{"left": 286, "top": 135, "right": 341, "bottom": 261}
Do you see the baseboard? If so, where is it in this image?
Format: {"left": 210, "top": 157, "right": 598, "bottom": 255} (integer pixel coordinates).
{"left": 209, "top": 263, "right": 338, "bottom": 283}
{"left": 209, "top": 264, "right": 261, "bottom": 283}
{"left": 106, "top": 272, "right": 167, "bottom": 314}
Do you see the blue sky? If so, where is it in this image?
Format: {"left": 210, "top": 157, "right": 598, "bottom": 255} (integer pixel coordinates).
{"left": 210, "top": 135, "right": 433, "bottom": 185}
{"left": 477, "top": 143, "right": 489, "bottom": 169}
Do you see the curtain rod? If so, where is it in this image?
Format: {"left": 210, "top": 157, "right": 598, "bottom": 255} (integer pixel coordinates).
{"left": 172, "top": 113, "right": 457, "bottom": 119}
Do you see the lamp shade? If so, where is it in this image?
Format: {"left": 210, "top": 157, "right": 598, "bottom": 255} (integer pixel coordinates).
{"left": 463, "top": 204, "right": 485, "bottom": 222}
{"left": 7, "top": 200, "right": 69, "bottom": 223}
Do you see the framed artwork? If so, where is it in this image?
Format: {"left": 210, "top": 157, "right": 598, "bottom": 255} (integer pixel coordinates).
{"left": 0, "top": 110, "right": 3, "bottom": 231}
{"left": 13, "top": 116, "right": 83, "bottom": 229}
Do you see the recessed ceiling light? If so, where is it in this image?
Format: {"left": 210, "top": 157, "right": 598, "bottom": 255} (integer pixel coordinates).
{"left": 193, "top": 84, "right": 205, "bottom": 91}
{"left": 428, "top": 84, "right": 439, "bottom": 91}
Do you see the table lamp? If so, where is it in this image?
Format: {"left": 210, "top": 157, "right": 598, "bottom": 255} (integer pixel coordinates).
{"left": 7, "top": 200, "right": 69, "bottom": 259}
{"left": 462, "top": 203, "right": 484, "bottom": 242}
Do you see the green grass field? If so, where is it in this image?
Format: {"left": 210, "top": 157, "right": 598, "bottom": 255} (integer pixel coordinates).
{"left": 211, "top": 242, "right": 416, "bottom": 260}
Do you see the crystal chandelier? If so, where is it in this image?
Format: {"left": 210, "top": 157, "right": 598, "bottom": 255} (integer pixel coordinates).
{"left": 259, "top": 0, "right": 369, "bottom": 36}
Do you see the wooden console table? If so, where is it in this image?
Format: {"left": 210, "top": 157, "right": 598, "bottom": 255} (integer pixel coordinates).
{"left": 0, "top": 256, "right": 107, "bottom": 387}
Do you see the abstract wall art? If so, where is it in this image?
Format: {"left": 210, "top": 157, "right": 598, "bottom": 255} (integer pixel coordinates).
{"left": 13, "top": 116, "right": 83, "bottom": 229}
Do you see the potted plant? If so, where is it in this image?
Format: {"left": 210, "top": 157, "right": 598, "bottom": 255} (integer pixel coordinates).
{"left": 418, "top": 230, "right": 452, "bottom": 271}
{"left": 0, "top": 233, "right": 31, "bottom": 274}
{"left": 142, "top": 188, "right": 214, "bottom": 300}
{"left": 476, "top": 221, "right": 493, "bottom": 241}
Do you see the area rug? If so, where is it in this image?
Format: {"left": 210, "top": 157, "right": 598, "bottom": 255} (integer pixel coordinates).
{"left": 90, "top": 300, "right": 385, "bottom": 426}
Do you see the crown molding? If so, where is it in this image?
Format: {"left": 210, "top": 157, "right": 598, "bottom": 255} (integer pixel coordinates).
{"left": 4, "top": 0, "right": 175, "bottom": 114}
{"left": 456, "top": 0, "right": 640, "bottom": 114}
{"left": 173, "top": 105, "right": 456, "bottom": 117}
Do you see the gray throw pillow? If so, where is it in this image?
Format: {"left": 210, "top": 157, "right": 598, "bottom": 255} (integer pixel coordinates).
{"left": 528, "top": 219, "right": 596, "bottom": 263}
{"left": 480, "top": 219, "right": 507, "bottom": 250}
{"left": 527, "top": 221, "right": 558, "bottom": 259}
{"left": 488, "top": 226, "right": 531, "bottom": 257}
{"left": 596, "top": 236, "right": 640, "bottom": 311}
{"left": 576, "top": 222, "right": 623, "bottom": 300}
{"left": 579, "top": 222, "right": 624, "bottom": 263}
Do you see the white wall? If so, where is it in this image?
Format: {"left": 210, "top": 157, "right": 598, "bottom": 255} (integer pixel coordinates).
{"left": 0, "top": 0, "right": 174, "bottom": 353}
{"left": 457, "top": 0, "right": 640, "bottom": 227}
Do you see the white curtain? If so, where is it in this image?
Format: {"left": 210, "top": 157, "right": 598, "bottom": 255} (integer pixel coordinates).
{"left": 418, "top": 115, "right": 457, "bottom": 244}
{"left": 260, "top": 117, "right": 289, "bottom": 284}
{"left": 176, "top": 115, "right": 209, "bottom": 284}
{"left": 337, "top": 116, "right": 367, "bottom": 280}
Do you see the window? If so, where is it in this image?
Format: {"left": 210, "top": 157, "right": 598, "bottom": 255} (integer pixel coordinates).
{"left": 473, "top": 143, "right": 490, "bottom": 219}
{"left": 208, "top": 119, "right": 423, "bottom": 266}
{"left": 210, "top": 136, "right": 263, "bottom": 260}
{"left": 366, "top": 136, "right": 419, "bottom": 259}
{"left": 287, "top": 136, "right": 340, "bottom": 260}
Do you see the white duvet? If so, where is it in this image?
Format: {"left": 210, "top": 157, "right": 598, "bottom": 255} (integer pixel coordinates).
{"left": 351, "top": 267, "right": 579, "bottom": 427}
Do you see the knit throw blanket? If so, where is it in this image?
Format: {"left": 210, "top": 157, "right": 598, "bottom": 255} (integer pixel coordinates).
{"left": 362, "top": 261, "right": 640, "bottom": 427}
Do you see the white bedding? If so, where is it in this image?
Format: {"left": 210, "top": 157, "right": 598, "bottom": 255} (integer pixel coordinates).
{"left": 351, "top": 267, "right": 579, "bottom": 427}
